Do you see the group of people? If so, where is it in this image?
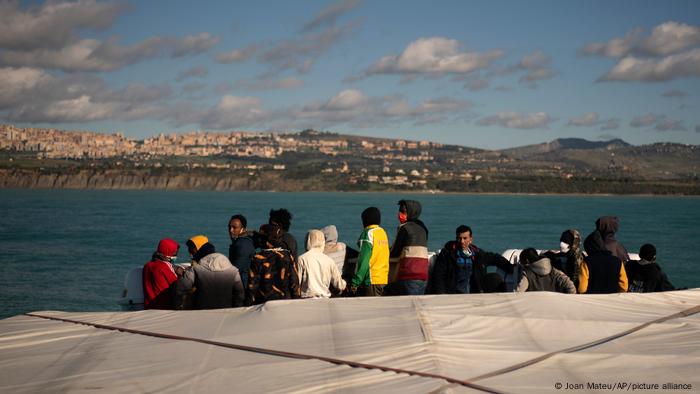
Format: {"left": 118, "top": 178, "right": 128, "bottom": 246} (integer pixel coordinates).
{"left": 142, "top": 202, "right": 676, "bottom": 310}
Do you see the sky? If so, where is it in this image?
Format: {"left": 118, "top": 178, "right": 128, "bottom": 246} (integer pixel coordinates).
{"left": 1, "top": 0, "right": 700, "bottom": 149}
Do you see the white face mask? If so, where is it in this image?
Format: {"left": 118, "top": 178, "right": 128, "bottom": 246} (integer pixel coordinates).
{"left": 560, "top": 242, "right": 571, "bottom": 253}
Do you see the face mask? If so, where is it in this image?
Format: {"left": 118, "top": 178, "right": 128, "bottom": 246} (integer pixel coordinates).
{"left": 398, "top": 212, "right": 408, "bottom": 224}
{"left": 560, "top": 242, "right": 570, "bottom": 253}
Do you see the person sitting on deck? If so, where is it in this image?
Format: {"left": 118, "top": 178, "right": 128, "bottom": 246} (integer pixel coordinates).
{"left": 269, "top": 208, "right": 298, "bottom": 260}
{"left": 430, "top": 225, "right": 514, "bottom": 294}
{"left": 298, "top": 230, "right": 346, "bottom": 298}
{"left": 543, "top": 229, "right": 585, "bottom": 290}
{"left": 143, "top": 238, "right": 180, "bottom": 310}
{"left": 579, "top": 230, "right": 628, "bottom": 294}
{"left": 321, "top": 224, "right": 347, "bottom": 275}
{"left": 349, "top": 207, "right": 390, "bottom": 297}
{"left": 175, "top": 241, "right": 244, "bottom": 309}
{"left": 626, "top": 243, "right": 675, "bottom": 293}
{"left": 516, "top": 248, "right": 576, "bottom": 294}
{"left": 247, "top": 223, "right": 301, "bottom": 305}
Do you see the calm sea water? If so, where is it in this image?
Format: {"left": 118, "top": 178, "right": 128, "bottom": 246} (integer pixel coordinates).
{"left": 1, "top": 189, "right": 698, "bottom": 318}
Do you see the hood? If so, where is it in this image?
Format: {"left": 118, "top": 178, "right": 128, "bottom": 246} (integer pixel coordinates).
{"left": 156, "top": 238, "right": 179, "bottom": 258}
{"left": 596, "top": 216, "right": 619, "bottom": 239}
{"left": 305, "top": 229, "right": 325, "bottom": 251}
{"left": 583, "top": 231, "right": 609, "bottom": 255}
{"left": 400, "top": 199, "right": 422, "bottom": 220}
{"left": 187, "top": 235, "right": 209, "bottom": 253}
{"left": 198, "top": 252, "right": 234, "bottom": 272}
{"left": 193, "top": 242, "right": 216, "bottom": 262}
{"left": 321, "top": 225, "right": 338, "bottom": 244}
{"left": 527, "top": 257, "right": 552, "bottom": 276}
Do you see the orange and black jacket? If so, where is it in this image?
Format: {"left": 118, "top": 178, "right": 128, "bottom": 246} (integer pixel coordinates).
{"left": 246, "top": 248, "right": 300, "bottom": 305}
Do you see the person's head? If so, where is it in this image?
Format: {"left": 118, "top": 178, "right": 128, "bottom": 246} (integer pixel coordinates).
{"left": 228, "top": 214, "right": 248, "bottom": 239}
{"left": 398, "top": 200, "right": 422, "bottom": 224}
{"left": 305, "top": 229, "right": 325, "bottom": 252}
{"left": 321, "top": 225, "right": 338, "bottom": 244}
{"left": 255, "top": 223, "right": 284, "bottom": 249}
{"left": 269, "top": 208, "right": 292, "bottom": 231}
{"left": 186, "top": 235, "right": 209, "bottom": 256}
{"left": 559, "top": 229, "right": 581, "bottom": 253}
{"left": 519, "top": 248, "right": 540, "bottom": 266}
{"left": 361, "top": 207, "right": 381, "bottom": 227}
{"left": 455, "top": 225, "right": 472, "bottom": 250}
{"left": 155, "top": 238, "right": 180, "bottom": 263}
{"left": 192, "top": 242, "right": 216, "bottom": 262}
{"left": 639, "top": 243, "right": 656, "bottom": 262}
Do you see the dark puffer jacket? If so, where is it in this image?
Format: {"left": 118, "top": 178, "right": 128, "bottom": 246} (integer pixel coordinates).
{"left": 430, "top": 241, "right": 513, "bottom": 294}
{"left": 229, "top": 232, "right": 255, "bottom": 287}
{"left": 390, "top": 200, "right": 429, "bottom": 281}
{"left": 580, "top": 231, "right": 628, "bottom": 294}
{"left": 596, "top": 216, "right": 630, "bottom": 262}
{"left": 516, "top": 257, "right": 576, "bottom": 294}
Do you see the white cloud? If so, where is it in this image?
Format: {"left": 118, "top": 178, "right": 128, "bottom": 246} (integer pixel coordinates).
{"left": 175, "top": 65, "right": 208, "bottom": 81}
{"left": 582, "top": 22, "right": 700, "bottom": 82}
{"left": 599, "top": 49, "right": 700, "bottom": 82}
{"left": 235, "top": 77, "right": 304, "bottom": 91}
{"left": 0, "top": 67, "right": 53, "bottom": 107}
{"left": 601, "top": 119, "right": 620, "bottom": 131}
{"left": 567, "top": 112, "right": 599, "bottom": 127}
{"left": 1, "top": 34, "right": 219, "bottom": 72}
{"left": 365, "top": 37, "right": 504, "bottom": 76}
{"left": 477, "top": 112, "right": 554, "bottom": 129}
{"left": 630, "top": 113, "right": 687, "bottom": 131}
{"left": 324, "top": 89, "right": 369, "bottom": 110}
{"left": 197, "top": 95, "right": 268, "bottom": 129}
{"left": 215, "top": 45, "right": 259, "bottom": 64}
{"left": 0, "top": 0, "right": 126, "bottom": 50}
{"left": 301, "top": 0, "right": 361, "bottom": 33}
{"left": 517, "top": 50, "right": 556, "bottom": 84}
{"left": 582, "top": 22, "right": 700, "bottom": 58}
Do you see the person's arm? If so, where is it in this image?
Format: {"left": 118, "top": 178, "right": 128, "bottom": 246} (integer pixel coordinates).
{"left": 478, "top": 250, "right": 514, "bottom": 274}
{"left": 351, "top": 235, "right": 373, "bottom": 289}
{"left": 231, "top": 268, "right": 244, "bottom": 307}
{"left": 329, "top": 261, "right": 346, "bottom": 293}
{"left": 390, "top": 226, "right": 406, "bottom": 258}
{"left": 578, "top": 262, "right": 589, "bottom": 294}
{"left": 515, "top": 273, "right": 529, "bottom": 293}
{"left": 246, "top": 258, "right": 261, "bottom": 305}
{"left": 431, "top": 250, "right": 449, "bottom": 294}
{"left": 618, "top": 262, "right": 628, "bottom": 292}
{"left": 553, "top": 268, "right": 576, "bottom": 294}
{"left": 289, "top": 255, "right": 301, "bottom": 299}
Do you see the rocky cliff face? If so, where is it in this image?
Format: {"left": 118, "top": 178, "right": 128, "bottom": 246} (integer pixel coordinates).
{"left": 0, "top": 169, "right": 311, "bottom": 191}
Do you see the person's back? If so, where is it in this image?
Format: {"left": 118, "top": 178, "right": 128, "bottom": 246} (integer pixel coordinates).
{"left": 350, "top": 207, "right": 390, "bottom": 296}
{"left": 517, "top": 249, "right": 576, "bottom": 294}
{"left": 298, "top": 230, "right": 346, "bottom": 298}
{"left": 596, "top": 216, "right": 630, "bottom": 263}
{"left": 247, "top": 224, "right": 301, "bottom": 305}
{"left": 143, "top": 238, "right": 179, "bottom": 310}
{"left": 178, "top": 243, "right": 244, "bottom": 309}
{"left": 321, "top": 225, "right": 347, "bottom": 274}
{"left": 626, "top": 244, "right": 674, "bottom": 293}
{"left": 579, "top": 231, "right": 628, "bottom": 294}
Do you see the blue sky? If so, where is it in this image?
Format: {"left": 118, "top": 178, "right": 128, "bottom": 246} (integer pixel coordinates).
{"left": 2, "top": 0, "right": 700, "bottom": 149}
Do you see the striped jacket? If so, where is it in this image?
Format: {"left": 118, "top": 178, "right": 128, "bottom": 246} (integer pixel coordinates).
{"left": 391, "top": 200, "right": 429, "bottom": 281}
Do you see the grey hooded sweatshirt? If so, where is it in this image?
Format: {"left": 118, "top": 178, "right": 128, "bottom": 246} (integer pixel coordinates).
{"left": 176, "top": 250, "right": 244, "bottom": 309}
{"left": 516, "top": 257, "right": 576, "bottom": 294}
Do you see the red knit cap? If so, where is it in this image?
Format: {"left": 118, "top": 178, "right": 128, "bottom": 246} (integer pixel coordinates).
{"left": 157, "top": 238, "right": 180, "bottom": 257}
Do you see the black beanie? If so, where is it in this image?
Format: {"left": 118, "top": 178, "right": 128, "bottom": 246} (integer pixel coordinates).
{"left": 639, "top": 243, "right": 656, "bottom": 261}
{"left": 560, "top": 230, "right": 575, "bottom": 246}
{"left": 361, "top": 207, "right": 381, "bottom": 227}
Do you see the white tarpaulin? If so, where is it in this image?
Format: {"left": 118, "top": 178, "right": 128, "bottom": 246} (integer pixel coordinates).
{"left": 1, "top": 290, "right": 699, "bottom": 393}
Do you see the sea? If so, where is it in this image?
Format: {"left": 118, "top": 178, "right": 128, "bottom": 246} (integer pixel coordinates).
{"left": 1, "top": 189, "right": 698, "bottom": 319}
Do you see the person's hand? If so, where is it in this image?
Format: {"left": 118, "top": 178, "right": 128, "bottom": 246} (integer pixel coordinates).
{"left": 349, "top": 286, "right": 358, "bottom": 296}
{"left": 175, "top": 266, "right": 185, "bottom": 277}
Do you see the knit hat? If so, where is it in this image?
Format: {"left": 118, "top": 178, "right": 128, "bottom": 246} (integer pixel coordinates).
{"left": 639, "top": 243, "right": 656, "bottom": 261}
{"left": 186, "top": 235, "right": 209, "bottom": 254}
{"left": 157, "top": 238, "right": 179, "bottom": 258}
{"left": 560, "top": 230, "right": 574, "bottom": 246}
{"left": 361, "top": 207, "right": 381, "bottom": 227}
